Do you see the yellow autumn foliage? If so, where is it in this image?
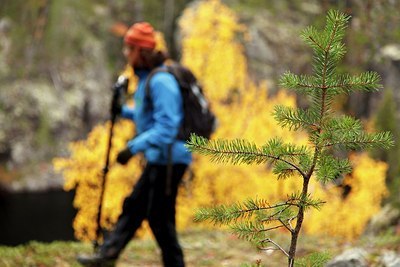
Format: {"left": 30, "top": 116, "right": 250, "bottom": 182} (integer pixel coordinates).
{"left": 53, "top": 120, "right": 139, "bottom": 241}
{"left": 53, "top": 0, "right": 388, "bottom": 242}
{"left": 303, "top": 153, "right": 388, "bottom": 240}
{"left": 179, "top": 0, "right": 248, "bottom": 102}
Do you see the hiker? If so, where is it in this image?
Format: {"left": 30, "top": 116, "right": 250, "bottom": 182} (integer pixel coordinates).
{"left": 77, "top": 21, "right": 191, "bottom": 267}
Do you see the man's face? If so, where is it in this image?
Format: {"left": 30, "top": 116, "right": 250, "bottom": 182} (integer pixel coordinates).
{"left": 123, "top": 45, "right": 140, "bottom": 68}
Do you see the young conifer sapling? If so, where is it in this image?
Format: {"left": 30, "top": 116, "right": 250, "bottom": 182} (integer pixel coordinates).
{"left": 187, "top": 10, "right": 393, "bottom": 267}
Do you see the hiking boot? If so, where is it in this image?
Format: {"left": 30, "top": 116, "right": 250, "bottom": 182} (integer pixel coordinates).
{"left": 76, "top": 252, "right": 117, "bottom": 267}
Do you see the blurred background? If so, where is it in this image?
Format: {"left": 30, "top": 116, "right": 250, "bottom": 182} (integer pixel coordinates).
{"left": 1, "top": 0, "right": 400, "bottom": 251}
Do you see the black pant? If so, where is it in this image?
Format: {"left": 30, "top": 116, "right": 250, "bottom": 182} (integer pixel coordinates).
{"left": 101, "top": 163, "right": 187, "bottom": 267}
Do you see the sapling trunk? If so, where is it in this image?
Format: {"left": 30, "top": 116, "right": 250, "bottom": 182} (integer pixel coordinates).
{"left": 288, "top": 176, "right": 310, "bottom": 266}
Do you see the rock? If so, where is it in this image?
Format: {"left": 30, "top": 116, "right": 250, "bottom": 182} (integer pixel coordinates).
{"left": 326, "top": 248, "right": 368, "bottom": 267}
{"left": 364, "top": 204, "right": 400, "bottom": 236}
{"left": 0, "top": 39, "right": 111, "bottom": 192}
{"left": 381, "top": 44, "right": 400, "bottom": 61}
{"left": 379, "top": 251, "right": 400, "bottom": 267}
{"left": 241, "top": 9, "right": 311, "bottom": 93}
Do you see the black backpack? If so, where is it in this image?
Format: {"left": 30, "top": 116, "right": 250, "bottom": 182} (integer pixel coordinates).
{"left": 145, "top": 63, "right": 217, "bottom": 141}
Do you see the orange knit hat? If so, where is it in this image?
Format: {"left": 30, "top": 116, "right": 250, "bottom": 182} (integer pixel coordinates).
{"left": 124, "top": 22, "right": 156, "bottom": 50}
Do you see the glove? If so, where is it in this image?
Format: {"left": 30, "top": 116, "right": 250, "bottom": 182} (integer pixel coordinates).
{"left": 116, "top": 147, "right": 133, "bottom": 165}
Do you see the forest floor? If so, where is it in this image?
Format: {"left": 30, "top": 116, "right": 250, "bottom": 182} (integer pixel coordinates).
{"left": 0, "top": 228, "right": 400, "bottom": 267}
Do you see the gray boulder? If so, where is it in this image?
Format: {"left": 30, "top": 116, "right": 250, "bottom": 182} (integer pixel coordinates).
{"left": 326, "top": 248, "right": 368, "bottom": 267}
{"left": 379, "top": 251, "right": 400, "bottom": 267}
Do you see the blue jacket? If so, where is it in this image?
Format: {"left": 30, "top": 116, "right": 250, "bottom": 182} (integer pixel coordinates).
{"left": 121, "top": 68, "right": 192, "bottom": 165}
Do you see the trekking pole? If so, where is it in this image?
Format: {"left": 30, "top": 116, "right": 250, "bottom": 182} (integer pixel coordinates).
{"left": 93, "top": 75, "right": 128, "bottom": 250}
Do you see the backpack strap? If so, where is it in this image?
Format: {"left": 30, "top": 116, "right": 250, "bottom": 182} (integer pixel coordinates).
{"left": 144, "top": 66, "right": 168, "bottom": 104}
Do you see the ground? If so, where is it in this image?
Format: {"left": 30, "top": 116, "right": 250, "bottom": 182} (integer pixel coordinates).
{"left": 0, "top": 228, "right": 399, "bottom": 267}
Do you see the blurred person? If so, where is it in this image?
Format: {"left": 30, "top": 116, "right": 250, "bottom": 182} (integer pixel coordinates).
{"left": 77, "top": 21, "right": 191, "bottom": 267}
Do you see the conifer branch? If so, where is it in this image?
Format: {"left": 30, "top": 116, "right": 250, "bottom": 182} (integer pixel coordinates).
{"left": 324, "top": 12, "right": 341, "bottom": 54}
{"left": 187, "top": 135, "right": 308, "bottom": 178}
{"left": 260, "top": 238, "right": 290, "bottom": 257}
{"left": 261, "top": 205, "right": 291, "bottom": 223}
{"left": 194, "top": 197, "right": 306, "bottom": 226}
{"left": 322, "top": 131, "right": 394, "bottom": 150}
{"left": 231, "top": 221, "right": 267, "bottom": 241}
{"left": 232, "top": 222, "right": 285, "bottom": 239}
{"left": 301, "top": 26, "right": 324, "bottom": 54}
{"left": 274, "top": 105, "right": 319, "bottom": 131}
{"left": 259, "top": 205, "right": 296, "bottom": 233}
{"left": 278, "top": 218, "right": 294, "bottom": 233}
{"left": 315, "top": 155, "right": 352, "bottom": 182}
{"left": 323, "top": 116, "right": 363, "bottom": 132}
{"left": 324, "top": 10, "right": 350, "bottom": 49}
{"left": 286, "top": 216, "right": 297, "bottom": 232}
{"left": 328, "top": 72, "right": 382, "bottom": 92}
{"left": 288, "top": 192, "right": 325, "bottom": 211}
{"left": 279, "top": 72, "right": 318, "bottom": 93}
{"left": 273, "top": 164, "right": 298, "bottom": 180}
{"left": 262, "top": 225, "right": 285, "bottom": 232}
{"left": 307, "top": 36, "right": 325, "bottom": 53}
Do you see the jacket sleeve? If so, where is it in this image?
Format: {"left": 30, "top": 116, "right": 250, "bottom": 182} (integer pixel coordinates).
{"left": 127, "top": 73, "right": 182, "bottom": 154}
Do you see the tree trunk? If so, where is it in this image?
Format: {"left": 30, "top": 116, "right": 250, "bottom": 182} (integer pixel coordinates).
{"left": 164, "top": 0, "right": 175, "bottom": 57}
{"left": 288, "top": 176, "right": 311, "bottom": 267}
{"left": 133, "top": 0, "right": 144, "bottom": 22}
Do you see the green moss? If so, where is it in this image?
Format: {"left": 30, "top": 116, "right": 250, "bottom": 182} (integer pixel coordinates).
{"left": 0, "top": 241, "right": 90, "bottom": 267}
